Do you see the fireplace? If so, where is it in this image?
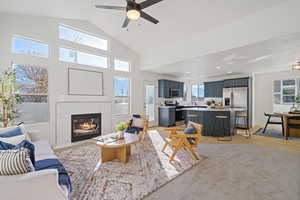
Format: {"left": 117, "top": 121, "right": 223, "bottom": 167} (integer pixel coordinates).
{"left": 71, "top": 113, "right": 101, "bottom": 142}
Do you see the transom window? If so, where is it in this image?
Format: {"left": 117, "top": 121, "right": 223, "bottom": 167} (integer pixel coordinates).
{"left": 192, "top": 84, "right": 204, "bottom": 101}
{"left": 59, "top": 25, "right": 108, "bottom": 51}
{"left": 59, "top": 47, "right": 108, "bottom": 68}
{"left": 12, "top": 36, "right": 49, "bottom": 58}
{"left": 113, "top": 77, "right": 130, "bottom": 115}
{"left": 114, "top": 59, "right": 130, "bottom": 72}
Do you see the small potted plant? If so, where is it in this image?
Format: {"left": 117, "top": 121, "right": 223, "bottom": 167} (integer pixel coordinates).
{"left": 206, "top": 100, "right": 212, "bottom": 108}
{"left": 211, "top": 100, "right": 216, "bottom": 108}
{"left": 206, "top": 100, "right": 216, "bottom": 108}
{"left": 0, "top": 67, "right": 22, "bottom": 127}
{"left": 295, "top": 96, "right": 300, "bottom": 110}
{"left": 116, "top": 122, "right": 127, "bottom": 139}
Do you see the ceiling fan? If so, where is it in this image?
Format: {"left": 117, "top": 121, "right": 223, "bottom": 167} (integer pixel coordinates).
{"left": 95, "top": 0, "right": 163, "bottom": 28}
{"left": 292, "top": 61, "right": 300, "bottom": 70}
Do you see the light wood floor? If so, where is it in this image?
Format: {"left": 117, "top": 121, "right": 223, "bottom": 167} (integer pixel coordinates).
{"left": 154, "top": 126, "right": 300, "bottom": 153}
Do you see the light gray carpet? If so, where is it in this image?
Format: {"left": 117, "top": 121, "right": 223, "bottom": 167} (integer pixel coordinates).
{"left": 255, "top": 128, "right": 300, "bottom": 141}
{"left": 145, "top": 144, "right": 300, "bottom": 200}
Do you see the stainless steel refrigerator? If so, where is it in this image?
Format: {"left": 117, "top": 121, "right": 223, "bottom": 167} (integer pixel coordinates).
{"left": 223, "top": 86, "right": 252, "bottom": 128}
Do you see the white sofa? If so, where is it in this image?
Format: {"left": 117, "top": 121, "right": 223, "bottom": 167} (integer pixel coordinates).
{"left": 0, "top": 140, "right": 69, "bottom": 200}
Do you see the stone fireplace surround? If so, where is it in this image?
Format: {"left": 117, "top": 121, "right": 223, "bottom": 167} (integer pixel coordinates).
{"left": 55, "top": 95, "right": 112, "bottom": 147}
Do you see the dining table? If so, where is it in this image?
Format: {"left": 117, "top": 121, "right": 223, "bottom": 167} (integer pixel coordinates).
{"left": 273, "top": 112, "right": 300, "bottom": 139}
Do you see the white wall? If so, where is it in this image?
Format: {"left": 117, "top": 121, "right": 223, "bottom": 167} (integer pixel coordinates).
{"left": 0, "top": 12, "right": 173, "bottom": 146}
{"left": 253, "top": 70, "right": 300, "bottom": 127}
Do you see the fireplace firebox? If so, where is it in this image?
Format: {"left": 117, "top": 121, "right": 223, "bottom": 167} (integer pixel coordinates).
{"left": 71, "top": 113, "right": 101, "bottom": 142}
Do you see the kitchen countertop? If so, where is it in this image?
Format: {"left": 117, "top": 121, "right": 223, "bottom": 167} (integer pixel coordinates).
{"left": 158, "top": 106, "right": 176, "bottom": 108}
{"left": 158, "top": 105, "right": 207, "bottom": 108}
{"left": 178, "top": 107, "right": 246, "bottom": 112}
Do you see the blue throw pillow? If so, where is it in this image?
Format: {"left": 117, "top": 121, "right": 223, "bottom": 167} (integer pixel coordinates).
{"left": 0, "top": 127, "right": 23, "bottom": 138}
{"left": 184, "top": 125, "right": 196, "bottom": 144}
{"left": 126, "top": 126, "right": 144, "bottom": 134}
{"left": 0, "top": 140, "right": 35, "bottom": 166}
{"left": 184, "top": 125, "right": 196, "bottom": 134}
{"left": 0, "top": 141, "right": 14, "bottom": 150}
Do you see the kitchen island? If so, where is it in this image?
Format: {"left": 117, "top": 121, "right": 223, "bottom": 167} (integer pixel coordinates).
{"left": 178, "top": 107, "right": 247, "bottom": 136}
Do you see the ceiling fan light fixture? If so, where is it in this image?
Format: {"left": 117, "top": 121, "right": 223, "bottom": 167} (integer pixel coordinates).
{"left": 127, "top": 9, "right": 140, "bottom": 20}
{"left": 292, "top": 61, "right": 300, "bottom": 70}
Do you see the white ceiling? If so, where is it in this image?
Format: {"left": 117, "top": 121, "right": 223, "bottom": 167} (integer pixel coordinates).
{"left": 1, "top": 0, "right": 299, "bottom": 78}
{"left": 89, "top": 0, "right": 283, "bottom": 55}
{"left": 145, "top": 32, "right": 300, "bottom": 79}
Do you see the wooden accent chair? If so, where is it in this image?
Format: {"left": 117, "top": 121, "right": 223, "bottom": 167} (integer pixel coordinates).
{"left": 126, "top": 114, "right": 149, "bottom": 141}
{"left": 162, "top": 121, "right": 203, "bottom": 161}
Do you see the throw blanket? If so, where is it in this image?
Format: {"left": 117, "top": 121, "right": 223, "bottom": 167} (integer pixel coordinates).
{"left": 35, "top": 159, "right": 72, "bottom": 193}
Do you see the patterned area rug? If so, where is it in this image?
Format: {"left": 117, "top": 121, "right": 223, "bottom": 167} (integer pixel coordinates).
{"left": 56, "top": 130, "right": 206, "bottom": 200}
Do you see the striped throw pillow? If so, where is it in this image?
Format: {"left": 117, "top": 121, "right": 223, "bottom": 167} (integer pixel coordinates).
{"left": 0, "top": 148, "right": 35, "bottom": 175}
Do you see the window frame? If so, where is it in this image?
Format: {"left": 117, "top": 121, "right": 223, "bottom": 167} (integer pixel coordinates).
{"left": 11, "top": 35, "right": 49, "bottom": 58}
{"left": 273, "top": 79, "right": 297, "bottom": 105}
{"left": 58, "top": 24, "right": 109, "bottom": 52}
{"left": 59, "top": 47, "right": 109, "bottom": 69}
{"left": 191, "top": 83, "right": 204, "bottom": 101}
{"left": 113, "top": 58, "right": 131, "bottom": 72}
{"left": 112, "top": 76, "right": 131, "bottom": 116}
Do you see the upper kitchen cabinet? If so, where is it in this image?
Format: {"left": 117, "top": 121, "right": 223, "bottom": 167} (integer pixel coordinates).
{"left": 223, "top": 78, "right": 249, "bottom": 88}
{"left": 204, "top": 81, "right": 223, "bottom": 97}
{"left": 234, "top": 78, "right": 249, "bottom": 87}
{"left": 223, "top": 79, "right": 235, "bottom": 88}
{"left": 158, "top": 79, "right": 184, "bottom": 98}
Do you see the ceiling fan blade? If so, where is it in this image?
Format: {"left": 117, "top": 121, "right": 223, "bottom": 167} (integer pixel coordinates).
{"left": 140, "top": 11, "right": 159, "bottom": 24}
{"left": 139, "top": 0, "right": 163, "bottom": 9}
{"left": 122, "top": 17, "right": 130, "bottom": 28}
{"left": 95, "top": 5, "right": 126, "bottom": 11}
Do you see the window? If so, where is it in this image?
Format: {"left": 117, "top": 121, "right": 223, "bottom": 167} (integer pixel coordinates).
{"left": 59, "top": 25, "right": 108, "bottom": 51}
{"left": 273, "top": 79, "right": 299, "bottom": 112}
{"left": 183, "top": 83, "right": 187, "bottom": 101}
{"left": 114, "top": 59, "right": 130, "bottom": 72}
{"left": 112, "top": 77, "right": 130, "bottom": 115}
{"left": 192, "top": 84, "right": 204, "bottom": 101}
{"left": 13, "top": 64, "right": 49, "bottom": 123}
{"left": 12, "top": 36, "right": 49, "bottom": 58}
{"left": 59, "top": 47, "right": 108, "bottom": 68}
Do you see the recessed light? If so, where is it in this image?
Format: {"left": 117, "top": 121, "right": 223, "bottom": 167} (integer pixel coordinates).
{"left": 186, "top": 72, "right": 191, "bottom": 74}
{"left": 216, "top": 66, "right": 221, "bottom": 69}
{"left": 227, "top": 71, "right": 232, "bottom": 74}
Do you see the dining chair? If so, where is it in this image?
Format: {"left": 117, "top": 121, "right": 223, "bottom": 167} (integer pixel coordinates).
{"left": 263, "top": 113, "right": 284, "bottom": 135}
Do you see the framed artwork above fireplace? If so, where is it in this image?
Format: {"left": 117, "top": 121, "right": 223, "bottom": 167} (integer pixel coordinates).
{"left": 68, "top": 68, "right": 104, "bottom": 96}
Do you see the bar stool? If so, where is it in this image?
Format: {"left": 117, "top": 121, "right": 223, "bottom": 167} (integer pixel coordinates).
{"left": 213, "top": 115, "right": 232, "bottom": 141}
{"left": 235, "top": 112, "right": 250, "bottom": 138}
{"left": 185, "top": 114, "right": 199, "bottom": 126}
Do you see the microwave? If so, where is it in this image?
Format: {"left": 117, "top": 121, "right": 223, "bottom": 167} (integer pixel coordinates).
{"left": 170, "top": 89, "right": 180, "bottom": 97}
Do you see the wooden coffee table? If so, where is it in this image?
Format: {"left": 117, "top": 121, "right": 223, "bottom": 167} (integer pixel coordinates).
{"left": 94, "top": 132, "right": 139, "bottom": 164}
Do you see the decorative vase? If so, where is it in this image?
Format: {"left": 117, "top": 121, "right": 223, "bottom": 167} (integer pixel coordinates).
{"left": 118, "top": 131, "right": 125, "bottom": 139}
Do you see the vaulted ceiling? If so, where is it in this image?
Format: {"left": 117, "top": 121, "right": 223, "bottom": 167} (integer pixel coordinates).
{"left": 1, "top": 0, "right": 300, "bottom": 78}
